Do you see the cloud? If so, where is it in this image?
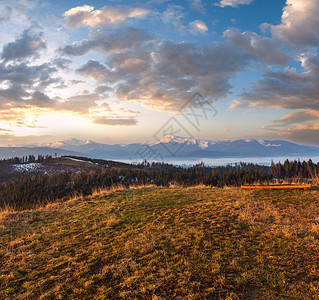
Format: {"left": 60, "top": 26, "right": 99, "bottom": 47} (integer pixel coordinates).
{"left": 0, "top": 133, "right": 54, "bottom": 147}
{"left": 271, "top": 0, "right": 319, "bottom": 46}
{"left": 0, "top": 58, "right": 63, "bottom": 114}
{"left": 52, "top": 58, "right": 71, "bottom": 70}
{"left": 230, "top": 50, "right": 319, "bottom": 145}
{"left": 190, "top": 0, "right": 205, "bottom": 13}
{"left": 228, "top": 99, "right": 247, "bottom": 110}
{"left": 223, "top": 28, "right": 291, "bottom": 65}
{"left": 15, "top": 117, "right": 47, "bottom": 129}
{"left": 0, "top": 127, "right": 13, "bottom": 132}
{"left": 261, "top": 109, "right": 319, "bottom": 145}
{"left": 92, "top": 117, "right": 137, "bottom": 126}
{"left": 270, "top": 110, "right": 319, "bottom": 127}
{"left": 262, "top": 120, "right": 319, "bottom": 146}
{"left": 68, "top": 80, "right": 86, "bottom": 85}
{"left": 70, "top": 23, "right": 291, "bottom": 112}
{"left": 118, "top": 108, "right": 140, "bottom": 114}
{"left": 0, "top": 62, "right": 55, "bottom": 86}
{"left": 0, "top": 55, "right": 99, "bottom": 117}
{"left": 61, "top": 25, "right": 292, "bottom": 113}
{"left": 60, "top": 93, "right": 101, "bottom": 113}
{"left": 58, "top": 27, "right": 153, "bottom": 56}
{"left": 189, "top": 20, "right": 208, "bottom": 35}
{"left": 58, "top": 39, "right": 93, "bottom": 56}
{"left": 77, "top": 45, "right": 152, "bottom": 84}
{"left": 95, "top": 85, "right": 113, "bottom": 94}
{"left": 77, "top": 60, "right": 111, "bottom": 82}
{"left": 216, "top": 0, "right": 254, "bottom": 8}
{"left": 0, "top": 6, "right": 150, "bottom": 129}
{"left": 29, "top": 91, "right": 55, "bottom": 108}
{"left": 1, "top": 28, "right": 46, "bottom": 61}
{"left": 0, "top": 6, "right": 12, "bottom": 23}
{"left": 162, "top": 5, "right": 187, "bottom": 35}
{"left": 63, "top": 5, "right": 149, "bottom": 28}
{"left": 72, "top": 25, "right": 294, "bottom": 111}
{"left": 0, "top": 1, "right": 35, "bottom": 27}
{"left": 233, "top": 52, "right": 319, "bottom": 111}
{"left": 0, "top": 87, "right": 58, "bottom": 111}
{"left": 77, "top": 38, "right": 251, "bottom": 110}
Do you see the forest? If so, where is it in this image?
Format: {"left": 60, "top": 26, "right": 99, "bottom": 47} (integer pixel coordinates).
{"left": 0, "top": 156, "right": 318, "bottom": 210}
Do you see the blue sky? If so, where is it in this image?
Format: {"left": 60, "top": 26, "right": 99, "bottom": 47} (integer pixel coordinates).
{"left": 0, "top": 0, "right": 319, "bottom": 146}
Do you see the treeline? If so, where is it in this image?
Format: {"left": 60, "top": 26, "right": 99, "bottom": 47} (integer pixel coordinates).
{"left": 0, "top": 155, "right": 53, "bottom": 165}
{"left": 270, "top": 159, "right": 319, "bottom": 181}
{"left": 0, "top": 158, "right": 317, "bottom": 210}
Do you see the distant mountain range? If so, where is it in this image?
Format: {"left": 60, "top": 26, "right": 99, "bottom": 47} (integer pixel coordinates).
{"left": 1, "top": 135, "right": 319, "bottom": 160}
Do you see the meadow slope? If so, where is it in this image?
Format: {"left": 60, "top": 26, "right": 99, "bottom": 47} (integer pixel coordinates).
{"left": 1, "top": 187, "right": 319, "bottom": 299}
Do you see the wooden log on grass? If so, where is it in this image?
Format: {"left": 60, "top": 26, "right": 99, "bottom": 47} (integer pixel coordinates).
{"left": 241, "top": 184, "right": 311, "bottom": 190}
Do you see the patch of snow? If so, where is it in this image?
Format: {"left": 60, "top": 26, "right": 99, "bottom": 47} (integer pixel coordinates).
{"left": 265, "top": 144, "right": 281, "bottom": 147}
{"left": 67, "top": 158, "right": 95, "bottom": 164}
{"left": 12, "top": 163, "right": 42, "bottom": 172}
{"left": 256, "top": 139, "right": 267, "bottom": 146}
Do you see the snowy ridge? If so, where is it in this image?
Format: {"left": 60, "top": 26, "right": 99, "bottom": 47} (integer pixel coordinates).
{"left": 155, "top": 134, "right": 197, "bottom": 145}
{"left": 6, "top": 134, "right": 318, "bottom": 160}
{"left": 48, "top": 138, "right": 91, "bottom": 148}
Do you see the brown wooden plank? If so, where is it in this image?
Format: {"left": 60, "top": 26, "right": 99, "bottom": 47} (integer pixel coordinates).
{"left": 241, "top": 184, "right": 311, "bottom": 190}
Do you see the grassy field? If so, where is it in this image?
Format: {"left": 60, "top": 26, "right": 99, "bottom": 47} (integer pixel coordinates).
{"left": 1, "top": 187, "right": 319, "bottom": 299}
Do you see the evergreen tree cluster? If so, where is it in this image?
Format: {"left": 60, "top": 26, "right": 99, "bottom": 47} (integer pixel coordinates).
{"left": 0, "top": 154, "right": 52, "bottom": 165}
{"left": 270, "top": 159, "right": 319, "bottom": 182}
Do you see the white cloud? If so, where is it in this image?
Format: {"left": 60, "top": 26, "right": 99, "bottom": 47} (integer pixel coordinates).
{"left": 271, "top": 0, "right": 319, "bottom": 46}
{"left": 216, "top": 0, "right": 254, "bottom": 8}
{"left": 64, "top": 5, "right": 94, "bottom": 17}
{"left": 223, "top": 28, "right": 291, "bottom": 65}
{"left": 189, "top": 20, "right": 208, "bottom": 35}
{"left": 63, "top": 5, "right": 150, "bottom": 28}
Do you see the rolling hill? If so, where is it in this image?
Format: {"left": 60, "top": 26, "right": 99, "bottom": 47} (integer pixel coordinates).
{"left": 1, "top": 187, "right": 319, "bottom": 299}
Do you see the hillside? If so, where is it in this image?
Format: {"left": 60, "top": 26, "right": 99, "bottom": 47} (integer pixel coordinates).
{"left": 1, "top": 187, "right": 319, "bottom": 299}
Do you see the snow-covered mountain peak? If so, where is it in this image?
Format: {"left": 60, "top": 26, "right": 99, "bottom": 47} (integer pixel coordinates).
{"left": 48, "top": 138, "right": 92, "bottom": 148}
{"left": 155, "top": 135, "right": 197, "bottom": 145}
{"left": 199, "top": 140, "right": 209, "bottom": 149}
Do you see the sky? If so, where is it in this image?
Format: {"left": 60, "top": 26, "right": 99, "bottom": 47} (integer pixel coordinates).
{"left": 0, "top": 0, "right": 319, "bottom": 146}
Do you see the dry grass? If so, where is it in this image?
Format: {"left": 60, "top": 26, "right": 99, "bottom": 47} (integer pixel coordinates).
{"left": 1, "top": 187, "right": 319, "bottom": 299}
